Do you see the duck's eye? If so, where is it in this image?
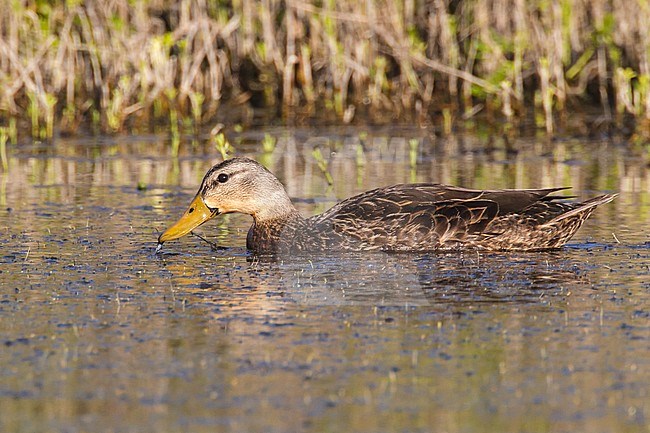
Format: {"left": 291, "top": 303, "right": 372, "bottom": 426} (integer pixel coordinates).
{"left": 217, "top": 173, "right": 229, "bottom": 183}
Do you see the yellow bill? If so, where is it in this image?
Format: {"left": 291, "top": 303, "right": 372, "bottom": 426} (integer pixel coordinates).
{"left": 158, "top": 195, "right": 218, "bottom": 244}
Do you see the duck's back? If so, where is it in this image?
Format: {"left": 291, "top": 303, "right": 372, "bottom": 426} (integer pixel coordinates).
{"left": 306, "top": 184, "right": 614, "bottom": 251}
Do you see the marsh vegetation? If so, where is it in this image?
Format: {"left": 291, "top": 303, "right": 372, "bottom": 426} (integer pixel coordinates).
{"left": 1, "top": 0, "right": 650, "bottom": 140}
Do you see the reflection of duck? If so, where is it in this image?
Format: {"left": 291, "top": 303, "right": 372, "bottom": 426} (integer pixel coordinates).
{"left": 158, "top": 157, "right": 616, "bottom": 254}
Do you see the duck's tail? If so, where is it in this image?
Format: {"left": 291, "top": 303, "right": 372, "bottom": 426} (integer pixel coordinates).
{"left": 534, "top": 193, "right": 617, "bottom": 249}
{"left": 542, "top": 193, "right": 618, "bottom": 226}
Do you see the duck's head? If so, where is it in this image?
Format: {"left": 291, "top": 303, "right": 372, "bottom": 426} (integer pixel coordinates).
{"left": 158, "top": 157, "right": 295, "bottom": 244}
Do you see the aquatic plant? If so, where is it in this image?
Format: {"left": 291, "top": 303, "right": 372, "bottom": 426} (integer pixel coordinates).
{"left": 212, "top": 130, "right": 234, "bottom": 160}
{"left": 261, "top": 133, "right": 277, "bottom": 154}
{"left": 311, "top": 147, "right": 334, "bottom": 185}
{"left": 189, "top": 92, "right": 205, "bottom": 129}
{"left": 0, "top": 128, "right": 8, "bottom": 171}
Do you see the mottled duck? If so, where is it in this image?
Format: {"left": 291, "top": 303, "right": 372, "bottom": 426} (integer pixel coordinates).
{"left": 157, "top": 157, "right": 617, "bottom": 254}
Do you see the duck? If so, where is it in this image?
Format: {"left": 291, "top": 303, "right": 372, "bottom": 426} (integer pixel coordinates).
{"left": 157, "top": 157, "right": 617, "bottom": 254}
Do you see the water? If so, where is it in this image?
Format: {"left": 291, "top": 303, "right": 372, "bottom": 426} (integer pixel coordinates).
{"left": 1, "top": 128, "right": 649, "bottom": 432}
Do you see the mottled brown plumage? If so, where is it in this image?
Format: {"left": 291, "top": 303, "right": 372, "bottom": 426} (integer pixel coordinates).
{"left": 158, "top": 157, "right": 617, "bottom": 254}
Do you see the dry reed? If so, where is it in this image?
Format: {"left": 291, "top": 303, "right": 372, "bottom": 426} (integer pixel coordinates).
{"left": 0, "top": 0, "right": 649, "bottom": 139}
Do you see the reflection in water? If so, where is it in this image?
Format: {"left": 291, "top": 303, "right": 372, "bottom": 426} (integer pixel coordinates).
{"left": 240, "top": 249, "right": 601, "bottom": 308}
{"left": 0, "top": 129, "right": 648, "bottom": 433}
{"left": 416, "top": 252, "right": 590, "bottom": 304}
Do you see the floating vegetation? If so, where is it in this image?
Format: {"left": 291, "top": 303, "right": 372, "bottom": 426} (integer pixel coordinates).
{"left": 0, "top": 1, "right": 650, "bottom": 138}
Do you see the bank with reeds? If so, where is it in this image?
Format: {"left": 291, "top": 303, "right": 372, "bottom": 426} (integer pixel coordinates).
{"left": 0, "top": 0, "right": 649, "bottom": 140}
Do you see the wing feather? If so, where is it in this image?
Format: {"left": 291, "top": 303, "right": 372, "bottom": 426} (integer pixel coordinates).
{"left": 308, "top": 184, "right": 576, "bottom": 250}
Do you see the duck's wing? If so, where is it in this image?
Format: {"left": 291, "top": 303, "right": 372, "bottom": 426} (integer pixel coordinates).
{"left": 312, "top": 184, "right": 570, "bottom": 250}
{"left": 315, "top": 184, "right": 568, "bottom": 222}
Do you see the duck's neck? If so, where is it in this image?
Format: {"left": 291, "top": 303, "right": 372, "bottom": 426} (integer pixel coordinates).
{"left": 247, "top": 210, "right": 305, "bottom": 253}
{"left": 245, "top": 188, "right": 305, "bottom": 253}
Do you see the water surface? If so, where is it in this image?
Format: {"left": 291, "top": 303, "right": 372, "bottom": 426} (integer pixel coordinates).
{"left": 1, "top": 128, "right": 648, "bottom": 432}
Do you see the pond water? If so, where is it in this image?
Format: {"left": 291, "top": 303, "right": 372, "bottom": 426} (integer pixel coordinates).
{"left": 1, "top": 127, "right": 649, "bottom": 432}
